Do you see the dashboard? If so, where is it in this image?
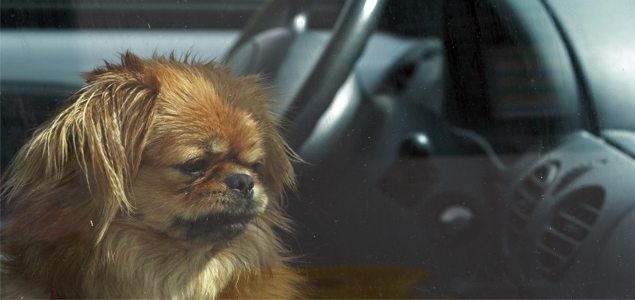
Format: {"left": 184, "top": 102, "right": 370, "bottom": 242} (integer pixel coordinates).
{"left": 502, "top": 131, "right": 635, "bottom": 297}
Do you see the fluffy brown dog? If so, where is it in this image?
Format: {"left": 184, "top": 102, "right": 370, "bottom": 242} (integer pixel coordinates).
{"left": 1, "top": 52, "right": 302, "bottom": 299}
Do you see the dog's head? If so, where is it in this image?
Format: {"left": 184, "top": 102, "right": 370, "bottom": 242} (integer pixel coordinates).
{"left": 2, "top": 52, "right": 295, "bottom": 245}
{"left": 129, "top": 54, "right": 296, "bottom": 244}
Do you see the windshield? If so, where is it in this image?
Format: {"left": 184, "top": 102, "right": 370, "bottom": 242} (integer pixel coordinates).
{"left": 2, "top": 0, "right": 634, "bottom": 299}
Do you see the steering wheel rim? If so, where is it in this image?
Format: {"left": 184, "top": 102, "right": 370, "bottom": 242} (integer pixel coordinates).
{"left": 225, "top": 0, "right": 388, "bottom": 150}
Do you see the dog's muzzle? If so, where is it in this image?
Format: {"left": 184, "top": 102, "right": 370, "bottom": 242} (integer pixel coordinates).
{"left": 174, "top": 210, "right": 256, "bottom": 242}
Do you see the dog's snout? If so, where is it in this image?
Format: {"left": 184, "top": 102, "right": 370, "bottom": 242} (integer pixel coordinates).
{"left": 224, "top": 173, "right": 254, "bottom": 199}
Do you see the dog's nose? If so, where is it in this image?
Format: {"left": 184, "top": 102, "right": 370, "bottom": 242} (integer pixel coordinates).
{"left": 224, "top": 173, "right": 254, "bottom": 199}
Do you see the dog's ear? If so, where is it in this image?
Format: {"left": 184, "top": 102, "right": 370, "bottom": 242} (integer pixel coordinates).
{"left": 81, "top": 52, "right": 160, "bottom": 187}
{"left": 76, "top": 52, "right": 160, "bottom": 240}
{"left": 258, "top": 113, "right": 299, "bottom": 232}
{"left": 262, "top": 121, "right": 297, "bottom": 198}
{"left": 3, "top": 52, "right": 160, "bottom": 242}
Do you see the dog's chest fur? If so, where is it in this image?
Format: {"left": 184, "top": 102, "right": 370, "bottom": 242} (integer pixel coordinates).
{"left": 2, "top": 221, "right": 299, "bottom": 299}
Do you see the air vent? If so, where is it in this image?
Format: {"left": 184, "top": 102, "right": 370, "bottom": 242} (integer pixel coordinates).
{"left": 537, "top": 186, "right": 605, "bottom": 280}
{"left": 552, "top": 163, "right": 592, "bottom": 195}
{"left": 552, "top": 158, "right": 608, "bottom": 195}
{"left": 507, "top": 161, "right": 560, "bottom": 249}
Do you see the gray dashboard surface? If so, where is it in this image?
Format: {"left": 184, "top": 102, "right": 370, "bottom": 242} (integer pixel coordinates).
{"left": 503, "top": 131, "right": 635, "bottom": 297}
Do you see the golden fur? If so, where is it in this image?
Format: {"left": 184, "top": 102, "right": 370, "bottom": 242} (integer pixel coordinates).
{"left": 1, "top": 52, "right": 302, "bottom": 299}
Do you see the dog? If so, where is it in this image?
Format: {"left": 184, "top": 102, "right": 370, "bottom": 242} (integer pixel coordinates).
{"left": 0, "top": 52, "right": 302, "bottom": 299}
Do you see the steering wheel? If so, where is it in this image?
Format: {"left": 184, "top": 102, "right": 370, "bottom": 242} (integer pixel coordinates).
{"left": 224, "top": 0, "right": 387, "bottom": 150}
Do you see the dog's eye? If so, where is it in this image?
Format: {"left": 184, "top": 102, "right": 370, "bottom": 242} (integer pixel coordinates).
{"left": 178, "top": 158, "right": 208, "bottom": 176}
{"left": 250, "top": 162, "right": 263, "bottom": 172}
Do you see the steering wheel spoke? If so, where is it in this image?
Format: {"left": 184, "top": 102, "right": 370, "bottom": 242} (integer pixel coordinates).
{"left": 225, "top": 0, "right": 388, "bottom": 150}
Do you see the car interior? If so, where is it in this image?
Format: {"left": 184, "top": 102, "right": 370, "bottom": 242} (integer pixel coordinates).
{"left": 2, "top": 0, "right": 634, "bottom": 298}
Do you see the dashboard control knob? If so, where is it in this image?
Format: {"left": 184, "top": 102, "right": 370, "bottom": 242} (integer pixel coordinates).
{"left": 400, "top": 132, "right": 433, "bottom": 157}
{"left": 438, "top": 205, "right": 475, "bottom": 237}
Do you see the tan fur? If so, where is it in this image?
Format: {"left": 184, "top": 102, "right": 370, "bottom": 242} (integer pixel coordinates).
{"left": 1, "top": 52, "right": 302, "bottom": 299}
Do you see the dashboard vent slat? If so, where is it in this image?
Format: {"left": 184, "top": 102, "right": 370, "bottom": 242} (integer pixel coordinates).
{"left": 538, "top": 243, "right": 567, "bottom": 261}
{"left": 578, "top": 202, "right": 600, "bottom": 214}
{"left": 537, "top": 186, "right": 605, "bottom": 280}
{"left": 506, "top": 161, "right": 560, "bottom": 251}
{"left": 556, "top": 211, "right": 593, "bottom": 231}
{"left": 544, "top": 226, "right": 580, "bottom": 245}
